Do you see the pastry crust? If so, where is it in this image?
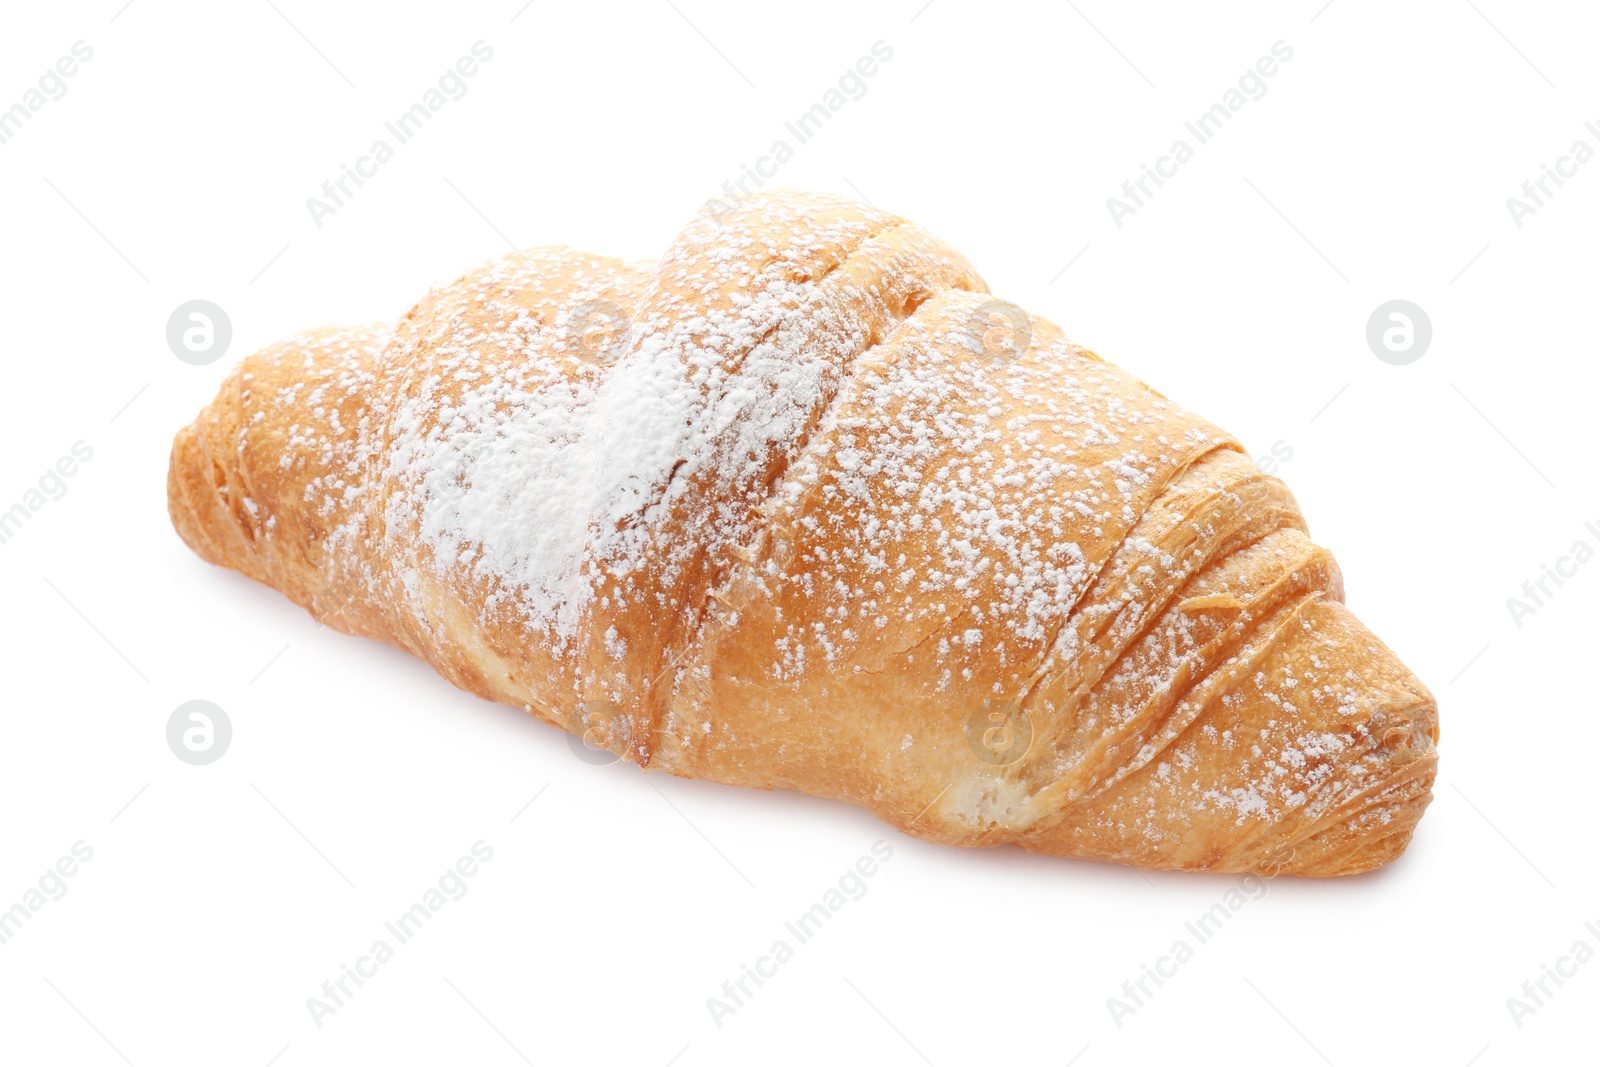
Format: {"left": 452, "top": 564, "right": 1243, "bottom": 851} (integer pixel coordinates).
{"left": 168, "top": 191, "right": 1437, "bottom": 876}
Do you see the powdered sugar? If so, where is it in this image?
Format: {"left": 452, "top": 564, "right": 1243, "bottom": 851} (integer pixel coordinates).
{"left": 377, "top": 194, "right": 957, "bottom": 645}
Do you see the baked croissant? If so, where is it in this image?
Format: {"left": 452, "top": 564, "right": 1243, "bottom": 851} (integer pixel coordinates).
{"left": 168, "top": 190, "right": 1437, "bottom": 876}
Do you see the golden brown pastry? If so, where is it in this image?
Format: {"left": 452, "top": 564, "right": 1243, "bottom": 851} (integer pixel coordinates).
{"left": 168, "top": 191, "right": 1437, "bottom": 876}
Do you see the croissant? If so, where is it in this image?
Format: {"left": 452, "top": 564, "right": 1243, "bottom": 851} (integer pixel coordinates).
{"left": 168, "top": 190, "right": 1437, "bottom": 876}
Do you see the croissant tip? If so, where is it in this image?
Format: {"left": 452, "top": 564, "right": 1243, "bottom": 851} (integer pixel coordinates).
{"left": 1266, "top": 748, "right": 1438, "bottom": 878}
{"left": 167, "top": 423, "right": 220, "bottom": 565}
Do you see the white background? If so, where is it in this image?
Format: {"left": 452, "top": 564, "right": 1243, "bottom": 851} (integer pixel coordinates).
{"left": 1, "top": 2, "right": 1595, "bottom": 1064}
